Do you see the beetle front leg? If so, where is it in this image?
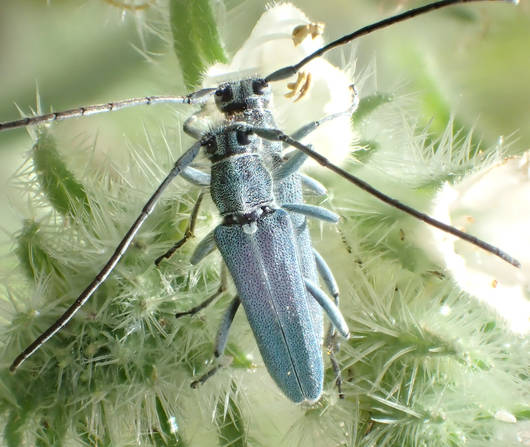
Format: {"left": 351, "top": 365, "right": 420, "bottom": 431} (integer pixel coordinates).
{"left": 154, "top": 192, "right": 205, "bottom": 266}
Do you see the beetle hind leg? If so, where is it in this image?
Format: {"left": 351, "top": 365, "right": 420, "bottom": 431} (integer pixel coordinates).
{"left": 325, "top": 323, "right": 344, "bottom": 399}
{"left": 191, "top": 297, "right": 241, "bottom": 388}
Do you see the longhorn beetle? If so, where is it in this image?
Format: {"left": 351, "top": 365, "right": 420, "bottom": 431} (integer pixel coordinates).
{"left": 2, "top": 0, "right": 521, "bottom": 403}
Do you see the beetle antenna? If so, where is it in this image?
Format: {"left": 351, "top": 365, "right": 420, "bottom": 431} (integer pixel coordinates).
{"left": 0, "top": 89, "right": 216, "bottom": 132}
{"left": 9, "top": 141, "right": 202, "bottom": 372}
{"left": 252, "top": 126, "right": 521, "bottom": 268}
{"left": 265, "top": 0, "right": 518, "bottom": 82}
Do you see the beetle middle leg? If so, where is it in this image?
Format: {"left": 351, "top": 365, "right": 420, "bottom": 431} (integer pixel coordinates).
{"left": 325, "top": 323, "right": 344, "bottom": 399}
{"left": 170, "top": 247, "right": 240, "bottom": 387}
{"left": 174, "top": 262, "right": 243, "bottom": 389}
{"left": 175, "top": 265, "right": 228, "bottom": 318}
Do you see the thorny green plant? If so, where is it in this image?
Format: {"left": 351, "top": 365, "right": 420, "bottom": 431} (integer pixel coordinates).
{"left": 0, "top": 1, "right": 528, "bottom": 446}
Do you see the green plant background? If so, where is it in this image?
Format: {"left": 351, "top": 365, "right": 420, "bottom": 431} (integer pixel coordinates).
{"left": 0, "top": 1, "right": 528, "bottom": 446}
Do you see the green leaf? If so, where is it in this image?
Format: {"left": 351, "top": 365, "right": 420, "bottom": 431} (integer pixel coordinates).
{"left": 4, "top": 410, "right": 26, "bottom": 447}
{"left": 400, "top": 50, "right": 487, "bottom": 155}
{"left": 35, "top": 407, "right": 68, "bottom": 447}
{"left": 169, "top": 0, "right": 227, "bottom": 89}
{"left": 216, "top": 382, "right": 247, "bottom": 447}
{"left": 191, "top": 0, "right": 228, "bottom": 66}
{"left": 226, "top": 343, "right": 254, "bottom": 369}
{"left": 32, "top": 130, "right": 90, "bottom": 217}
{"left": 152, "top": 396, "right": 186, "bottom": 447}
{"left": 352, "top": 93, "right": 393, "bottom": 124}
{"left": 15, "top": 220, "right": 64, "bottom": 285}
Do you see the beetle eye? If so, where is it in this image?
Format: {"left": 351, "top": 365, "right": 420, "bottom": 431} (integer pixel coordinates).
{"left": 215, "top": 86, "right": 233, "bottom": 102}
{"left": 252, "top": 79, "right": 268, "bottom": 95}
{"left": 236, "top": 130, "right": 251, "bottom": 146}
{"left": 203, "top": 137, "right": 216, "bottom": 154}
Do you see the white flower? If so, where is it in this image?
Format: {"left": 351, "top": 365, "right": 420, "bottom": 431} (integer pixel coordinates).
{"left": 428, "top": 151, "right": 530, "bottom": 334}
{"left": 202, "top": 3, "right": 356, "bottom": 167}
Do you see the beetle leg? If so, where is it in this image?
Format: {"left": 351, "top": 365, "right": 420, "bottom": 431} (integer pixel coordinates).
{"left": 191, "top": 297, "right": 241, "bottom": 388}
{"left": 155, "top": 192, "right": 205, "bottom": 266}
{"left": 175, "top": 264, "right": 228, "bottom": 318}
